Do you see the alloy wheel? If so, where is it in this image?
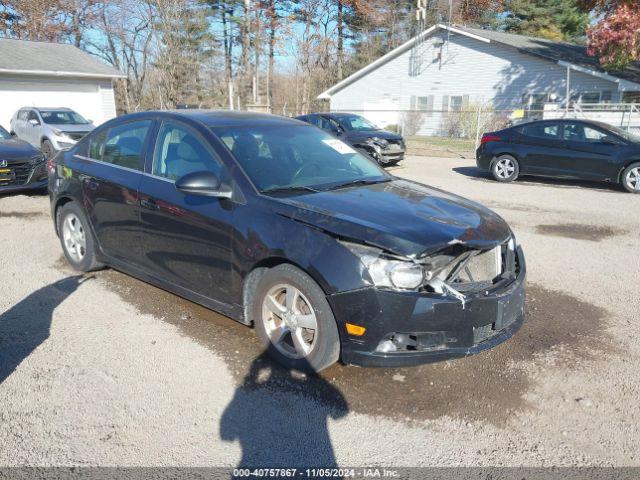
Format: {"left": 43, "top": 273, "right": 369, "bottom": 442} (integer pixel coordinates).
{"left": 626, "top": 167, "right": 640, "bottom": 191}
{"left": 495, "top": 158, "right": 516, "bottom": 179}
{"left": 261, "top": 283, "right": 318, "bottom": 359}
{"left": 62, "top": 213, "right": 87, "bottom": 262}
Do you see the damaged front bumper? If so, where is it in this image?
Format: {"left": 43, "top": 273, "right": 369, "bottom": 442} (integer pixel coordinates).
{"left": 328, "top": 246, "right": 526, "bottom": 368}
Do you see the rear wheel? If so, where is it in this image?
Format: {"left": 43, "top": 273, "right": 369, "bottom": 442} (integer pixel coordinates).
{"left": 491, "top": 155, "right": 519, "bottom": 182}
{"left": 622, "top": 162, "right": 640, "bottom": 193}
{"left": 253, "top": 264, "right": 340, "bottom": 372}
{"left": 42, "top": 139, "right": 56, "bottom": 160}
{"left": 57, "top": 202, "right": 102, "bottom": 272}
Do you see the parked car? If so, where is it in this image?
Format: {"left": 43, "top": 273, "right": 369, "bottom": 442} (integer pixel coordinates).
{"left": 50, "top": 111, "right": 525, "bottom": 371}
{"left": 296, "top": 112, "right": 406, "bottom": 166}
{"left": 477, "top": 119, "right": 640, "bottom": 193}
{"left": 10, "top": 107, "right": 95, "bottom": 159}
{"left": 0, "top": 124, "right": 47, "bottom": 193}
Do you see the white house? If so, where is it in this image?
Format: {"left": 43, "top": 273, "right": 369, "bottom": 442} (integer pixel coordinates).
{"left": 318, "top": 24, "right": 640, "bottom": 136}
{"left": 0, "top": 38, "right": 125, "bottom": 131}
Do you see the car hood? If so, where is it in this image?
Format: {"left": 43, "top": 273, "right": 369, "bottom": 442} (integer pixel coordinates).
{"left": 0, "top": 138, "right": 40, "bottom": 160}
{"left": 272, "top": 179, "right": 512, "bottom": 258}
{"left": 48, "top": 123, "right": 94, "bottom": 132}
{"left": 348, "top": 129, "right": 403, "bottom": 141}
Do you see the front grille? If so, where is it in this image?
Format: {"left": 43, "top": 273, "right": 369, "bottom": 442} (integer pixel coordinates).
{"left": 473, "top": 311, "right": 517, "bottom": 344}
{"left": 0, "top": 160, "right": 34, "bottom": 187}
{"left": 63, "top": 131, "right": 89, "bottom": 141}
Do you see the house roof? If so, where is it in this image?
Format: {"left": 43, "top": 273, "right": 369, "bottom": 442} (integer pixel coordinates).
{"left": 318, "top": 24, "right": 640, "bottom": 99}
{"left": 0, "top": 38, "right": 126, "bottom": 79}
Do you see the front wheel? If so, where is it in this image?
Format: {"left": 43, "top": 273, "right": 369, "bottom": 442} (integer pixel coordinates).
{"left": 253, "top": 264, "right": 340, "bottom": 372}
{"left": 621, "top": 162, "right": 640, "bottom": 193}
{"left": 491, "top": 155, "right": 520, "bottom": 182}
{"left": 57, "top": 202, "right": 102, "bottom": 272}
{"left": 42, "top": 139, "right": 56, "bottom": 160}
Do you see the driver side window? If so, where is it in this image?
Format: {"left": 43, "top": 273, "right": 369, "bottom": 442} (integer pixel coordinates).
{"left": 153, "top": 122, "right": 223, "bottom": 181}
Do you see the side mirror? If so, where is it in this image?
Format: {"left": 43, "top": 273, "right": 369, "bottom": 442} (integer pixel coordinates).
{"left": 29, "top": 119, "right": 39, "bottom": 126}
{"left": 175, "top": 171, "right": 232, "bottom": 198}
{"left": 86, "top": 119, "right": 93, "bottom": 124}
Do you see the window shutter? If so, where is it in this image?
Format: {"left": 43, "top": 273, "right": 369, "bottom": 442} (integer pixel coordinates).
{"left": 410, "top": 96, "right": 417, "bottom": 111}
{"left": 442, "top": 95, "right": 449, "bottom": 113}
{"left": 463, "top": 95, "right": 470, "bottom": 109}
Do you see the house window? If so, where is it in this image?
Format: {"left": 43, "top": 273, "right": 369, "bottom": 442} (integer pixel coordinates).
{"left": 449, "top": 96, "right": 463, "bottom": 112}
{"left": 412, "top": 95, "right": 434, "bottom": 117}
{"left": 580, "top": 92, "right": 601, "bottom": 104}
{"left": 441, "top": 95, "right": 469, "bottom": 113}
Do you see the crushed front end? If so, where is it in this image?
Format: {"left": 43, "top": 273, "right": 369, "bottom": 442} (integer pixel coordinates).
{"left": 328, "top": 238, "right": 526, "bottom": 367}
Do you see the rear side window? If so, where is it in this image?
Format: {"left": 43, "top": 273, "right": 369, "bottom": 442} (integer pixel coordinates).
{"left": 519, "top": 123, "right": 559, "bottom": 140}
{"left": 562, "top": 123, "right": 609, "bottom": 143}
{"left": 99, "top": 120, "right": 151, "bottom": 170}
{"left": 152, "top": 121, "right": 223, "bottom": 181}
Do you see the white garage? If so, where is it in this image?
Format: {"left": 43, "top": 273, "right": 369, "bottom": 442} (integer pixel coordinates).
{"left": 0, "top": 38, "right": 125, "bottom": 131}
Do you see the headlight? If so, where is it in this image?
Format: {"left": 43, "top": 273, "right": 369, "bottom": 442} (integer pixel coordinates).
{"left": 52, "top": 128, "right": 64, "bottom": 136}
{"left": 341, "top": 241, "right": 424, "bottom": 290}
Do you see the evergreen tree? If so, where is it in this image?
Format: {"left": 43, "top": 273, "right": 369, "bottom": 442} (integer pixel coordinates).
{"left": 502, "top": 0, "right": 589, "bottom": 41}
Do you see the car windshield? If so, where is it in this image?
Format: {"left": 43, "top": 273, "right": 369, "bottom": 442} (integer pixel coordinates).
{"left": 0, "top": 125, "right": 10, "bottom": 139}
{"left": 604, "top": 124, "right": 640, "bottom": 143}
{"left": 213, "top": 124, "right": 390, "bottom": 193}
{"left": 336, "top": 115, "right": 379, "bottom": 131}
{"left": 40, "top": 110, "right": 90, "bottom": 125}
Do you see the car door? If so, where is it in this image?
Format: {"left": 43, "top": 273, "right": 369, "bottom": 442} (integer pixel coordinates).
{"left": 559, "top": 122, "right": 620, "bottom": 180}
{"left": 78, "top": 118, "right": 154, "bottom": 264}
{"left": 138, "top": 120, "right": 235, "bottom": 304}
{"left": 514, "top": 122, "right": 567, "bottom": 175}
{"left": 12, "top": 110, "right": 24, "bottom": 137}
{"left": 24, "top": 110, "right": 41, "bottom": 146}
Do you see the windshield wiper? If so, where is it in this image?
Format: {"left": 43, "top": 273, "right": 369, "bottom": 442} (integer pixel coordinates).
{"left": 326, "top": 178, "right": 392, "bottom": 191}
{"left": 261, "top": 185, "right": 320, "bottom": 195}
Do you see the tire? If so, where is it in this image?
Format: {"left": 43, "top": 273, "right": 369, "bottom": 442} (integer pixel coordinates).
{"left": 42, "top": 139, "right": 56, "bottom": 160}
{"left": 621, "top": 162, "right": 640, "bottom": 194}
{"left": 57, "top": 202, "right": 102, "bottom": 272}
{"left": 491, "top": 155, "right": 520, "bottom": 182}
{"left": 252, "top": 264, "right": 340, "bottom": 372}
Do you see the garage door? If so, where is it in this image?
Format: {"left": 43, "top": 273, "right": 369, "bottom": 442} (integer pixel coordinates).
{"left": 0, "top": 76, "right": 109, "bottom": 131}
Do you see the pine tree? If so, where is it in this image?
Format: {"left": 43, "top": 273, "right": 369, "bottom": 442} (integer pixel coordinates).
{"left": 502, "top": 0, "right": 589, "bottom": 41}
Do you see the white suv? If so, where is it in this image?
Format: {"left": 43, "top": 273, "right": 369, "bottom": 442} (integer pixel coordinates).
{"left": 10, "top": 107, "right": 95, "bottom": 158}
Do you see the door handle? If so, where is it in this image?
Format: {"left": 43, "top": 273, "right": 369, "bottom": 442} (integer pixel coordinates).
{"left": 140, "top": 198, "right": 160, "bottom": 210}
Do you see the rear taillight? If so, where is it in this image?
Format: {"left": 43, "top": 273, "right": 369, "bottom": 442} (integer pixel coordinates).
{"left": 46, "top": 157, "right": 55, "bottom": 174}
{"left": 480, "top": 134, "right": 502, "bottom": 145}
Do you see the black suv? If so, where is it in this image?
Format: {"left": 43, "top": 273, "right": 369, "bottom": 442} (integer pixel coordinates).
{"left": 296, "top": 113, "right": 406, "bottom": 166}
{"left": 50, "top": 111, "right": 524, "bottom": 371}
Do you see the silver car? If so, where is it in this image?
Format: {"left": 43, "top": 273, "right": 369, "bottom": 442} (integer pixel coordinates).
{"left": 10, "top": 107, "right": 95, "bottom": 158}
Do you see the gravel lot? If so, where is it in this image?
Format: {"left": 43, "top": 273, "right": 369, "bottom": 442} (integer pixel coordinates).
{"left": 0, "top": 155, "right": 638, "bottom": 467}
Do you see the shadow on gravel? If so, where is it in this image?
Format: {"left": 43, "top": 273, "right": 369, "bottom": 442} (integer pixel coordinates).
{"left": 453, "top": 166, "right": 623, "bottom": 193}
{"left": 98, "top": 269, "right": 616, "bottom": 427}
{"left": 220, "top": 351, "right": 347, "bottom": 468}
{"left": 0, "top": 276, "right": 87, "bottom": 384}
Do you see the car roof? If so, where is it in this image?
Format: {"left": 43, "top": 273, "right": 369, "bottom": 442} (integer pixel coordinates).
{"left": 29, "top": 107, "right": 73, "bottom": 112}
{"left": 511, "top": 118, "right": 614, "bottom": 130}
{"left": 140, "top": 110, "right": 308, "bottom": 128}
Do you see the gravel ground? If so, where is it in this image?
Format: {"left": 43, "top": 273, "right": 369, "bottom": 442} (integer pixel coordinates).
{"left": 0, "top": 156, "right": 638, "bottom": 467}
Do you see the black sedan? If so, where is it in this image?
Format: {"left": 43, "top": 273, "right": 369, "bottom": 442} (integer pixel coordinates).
{"left": 0, "top": 125, "right": 47, "bottom": 193}
{"left": 476, "top": 119, "right": 640, "bottom": 193}
{"left": 296, "top": 112, "right": 406, "bottom": 166}
{"left": 50, "top": 111, "right": 525, "bottom": 371}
